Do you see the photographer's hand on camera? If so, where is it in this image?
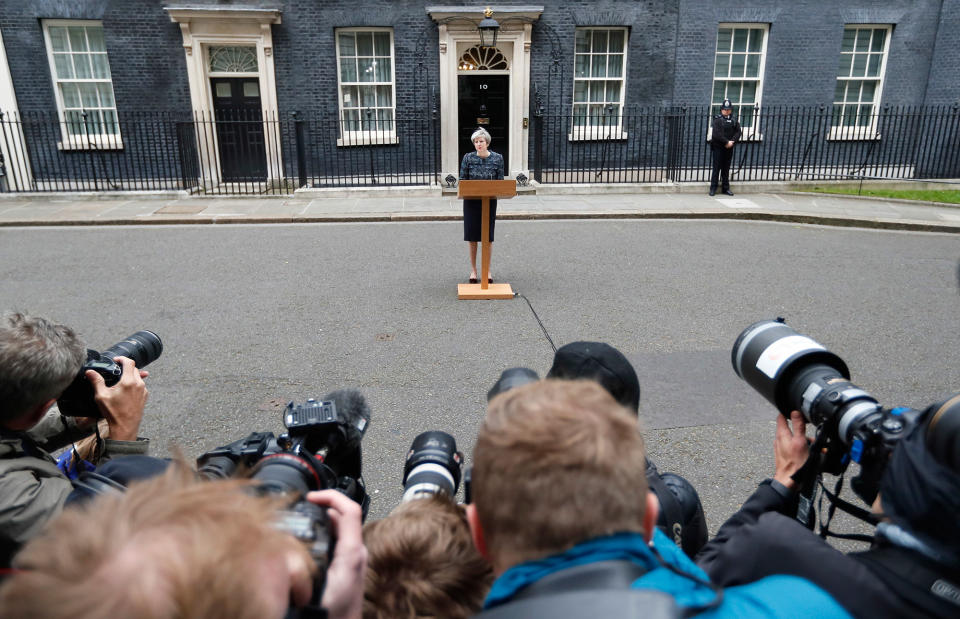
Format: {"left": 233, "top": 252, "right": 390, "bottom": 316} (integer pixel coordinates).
{"left": 85, "top": 356, "right": 148, "bottom": 443}
{"left": 307, "top": 489, "right": 367, "bottom": 619}
{"left": 774, "top": 410, "right": 810, "bottom": 491}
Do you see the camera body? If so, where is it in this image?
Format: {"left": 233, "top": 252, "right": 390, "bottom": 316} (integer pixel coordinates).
{"left": 198, "top": 395, "right": 371, "bottom": 594}
{"left": 57, "top": 330, "right": 163, "bottom": 417}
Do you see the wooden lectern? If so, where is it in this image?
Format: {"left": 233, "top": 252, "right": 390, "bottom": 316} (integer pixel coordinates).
{"left": 457, "top": 179, "right": 516, "bottom": 300}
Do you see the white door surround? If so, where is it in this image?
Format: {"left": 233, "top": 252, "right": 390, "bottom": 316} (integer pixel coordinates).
{"left": 0, "top": 27, "right": 32, "bottom": 190}
{"left": 427, "top": 6, "right": 543, "bottom": 181}
{"left": 166, "top": 7, "right": 283, "bottom": 186}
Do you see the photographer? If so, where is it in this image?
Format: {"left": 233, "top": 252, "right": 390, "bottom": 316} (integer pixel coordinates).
{"left": 544, "top": 341, "right": 708, "bottom": 557}
{"left": 0, "top": 312, "right": 151, "bottom": 565}
{"left": 0, "top": 462, "right": 367, "bottom": 619}
{"left": 469, "top": 380, "right": 851, "bottom": 618}
{"left": 696, "top": 403, "right": 960, "bottom": 618}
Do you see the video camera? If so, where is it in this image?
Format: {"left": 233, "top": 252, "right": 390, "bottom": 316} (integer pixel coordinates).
{"left": 732, "top": 318, "right": 960, "bottom": 529}
{"left": 57, "top": 330, "right": 163, "bottom": 417}
{"left": 197, "top": 390, "right": 371, "bottom": 616}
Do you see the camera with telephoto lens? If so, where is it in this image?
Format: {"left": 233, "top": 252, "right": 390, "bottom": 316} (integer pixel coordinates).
{"left": 732, "top": 318, "right": 960, "bottom": 527}
{"left": 401, "top": 431, "right": 463, "bottom": 502}
{"left": 57, "top": 330, "right": 163, "bottom": 417}
{"left": 197, "top": 391, "right": 371, "bottom": 616}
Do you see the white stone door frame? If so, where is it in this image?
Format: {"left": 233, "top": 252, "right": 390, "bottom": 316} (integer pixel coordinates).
{"left": 166, "top": 8, "right": 283, "bottom": 189}
{"left": 428, "top": 7, "right": 543, "bottom": 181}
{"left": 0, "top": 27, "right": 33, "bottom": 191}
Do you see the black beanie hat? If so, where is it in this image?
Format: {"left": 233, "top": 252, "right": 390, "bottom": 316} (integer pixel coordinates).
{"left": 546, "top": 341, "right": 641, "bottom": 413}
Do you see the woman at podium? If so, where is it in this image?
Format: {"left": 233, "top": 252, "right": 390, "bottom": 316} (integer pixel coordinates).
{"left": 459, "top": 127, "right": 504, "bottom": 284}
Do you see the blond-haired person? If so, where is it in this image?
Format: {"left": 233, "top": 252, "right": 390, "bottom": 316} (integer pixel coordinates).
{"left": 459, "top": 127, "right": 504, "bottom": 284}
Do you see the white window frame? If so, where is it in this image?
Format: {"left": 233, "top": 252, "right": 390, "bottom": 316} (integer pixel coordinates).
{"left": 710, "top": 23, "right": 768, "bottom": 142}
{"left": 42, "top": 19, "right": 122, "bottom": 150}
{"left": 829, "top": 24, "right": 891, "bottom": 141}
{"left": 569, "top": 27, "right": 629, "bottom": 141}
{"left": 334, "top": 27, "right": 397, "bottom": 146}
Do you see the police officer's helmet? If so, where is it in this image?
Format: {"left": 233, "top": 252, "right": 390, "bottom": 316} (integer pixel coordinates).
{"left": 721, "top": 99, "right": 733, "bottom": 111}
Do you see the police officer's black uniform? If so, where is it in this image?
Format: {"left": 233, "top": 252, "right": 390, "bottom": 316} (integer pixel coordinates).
{"left": 709, "top": 99, "right": 742, "bottom": 196}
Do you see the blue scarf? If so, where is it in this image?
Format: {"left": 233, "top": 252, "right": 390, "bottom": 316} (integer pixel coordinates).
{"left": 484, "top": 530, "right": 714, "bottom": 609}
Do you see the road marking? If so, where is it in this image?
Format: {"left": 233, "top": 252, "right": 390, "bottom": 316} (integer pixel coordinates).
{"left": 716, "top": 198, "right": 758, "bottom": 209}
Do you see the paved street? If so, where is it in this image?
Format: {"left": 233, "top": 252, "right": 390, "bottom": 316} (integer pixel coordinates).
{"left": 2, "top": 212, "right": 959, "bottom": 539}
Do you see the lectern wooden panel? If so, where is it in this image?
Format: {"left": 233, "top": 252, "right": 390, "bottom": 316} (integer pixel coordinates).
{"left": 457, "top": 180, "right": 517, "bottom": 300}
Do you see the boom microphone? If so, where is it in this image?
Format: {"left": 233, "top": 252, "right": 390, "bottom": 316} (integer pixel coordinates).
{"left": 320, "top": 389, "right": 371, "bottom": 449}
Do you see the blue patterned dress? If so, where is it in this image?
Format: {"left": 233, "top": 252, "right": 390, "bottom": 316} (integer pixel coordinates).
{"left": 460, "top": 151, "right": 505, "bottom": 241}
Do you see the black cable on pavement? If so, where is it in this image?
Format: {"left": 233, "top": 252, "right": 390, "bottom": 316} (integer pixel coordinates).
{"left": 515, "top": 292, "right": 557, "bottom": 353}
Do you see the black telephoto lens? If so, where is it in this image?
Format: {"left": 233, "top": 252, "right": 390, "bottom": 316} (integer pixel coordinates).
{"left": 101, "top": 330, "right": 163, "bottom": 369}
{"left": 926, "top": 393, "right": 960, "bottom": 472}
{"left": 402, "top": 431, "right": 463, "bottom": 502}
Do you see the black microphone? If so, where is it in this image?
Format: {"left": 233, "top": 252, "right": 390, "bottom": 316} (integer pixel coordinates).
{"left": 321, "top": 389, "right": 371, "bottom": 449}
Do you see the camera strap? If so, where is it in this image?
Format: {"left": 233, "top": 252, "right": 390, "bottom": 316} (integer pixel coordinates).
{"left": 815, "top": 474, "right": 878, "bottom": 543}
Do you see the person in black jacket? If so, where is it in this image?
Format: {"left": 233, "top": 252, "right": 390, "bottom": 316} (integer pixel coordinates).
{"left": 696, "top": 400, "right": 960, "bottom": 619}
{"left": 709, "top": 99, "right": 742, "bottom": 196}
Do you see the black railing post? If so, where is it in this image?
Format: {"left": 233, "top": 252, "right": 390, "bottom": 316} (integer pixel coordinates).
{"left": 664, "top": 106, "right": 682, "bottom": 182}
{"left": 293, "top": 111, "right": 307, "bottom": 188}
{"left": 533, "top": 92, "right": 544, "bottom": 183}
{"left": 0, "top": 112, "right": 9, "bottom": 192}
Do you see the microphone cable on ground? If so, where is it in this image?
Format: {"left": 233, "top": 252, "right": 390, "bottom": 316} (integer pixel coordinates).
{"left": 514, "top": 292, "right": 557, "bottom": 353}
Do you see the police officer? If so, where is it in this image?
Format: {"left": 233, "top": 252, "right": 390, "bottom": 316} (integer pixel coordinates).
{"left": 709, "top": 99, "right": 742, "bottom": 196}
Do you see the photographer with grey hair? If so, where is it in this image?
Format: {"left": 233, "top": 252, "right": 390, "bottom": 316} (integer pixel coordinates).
{"left": 459, "top": 127, "right": 505, "bottom": 284}
{"left": 0, "top": 312, "right": 153, "bottom": 567}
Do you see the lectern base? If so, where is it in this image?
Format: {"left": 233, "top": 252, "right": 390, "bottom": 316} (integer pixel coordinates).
{"left": 457, "top": 283, "right": 514, "bottom": 300}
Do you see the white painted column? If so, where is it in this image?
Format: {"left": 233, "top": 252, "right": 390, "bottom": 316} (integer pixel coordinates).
{"left": 0, "top": 28, "right": 34, "bottom": 191}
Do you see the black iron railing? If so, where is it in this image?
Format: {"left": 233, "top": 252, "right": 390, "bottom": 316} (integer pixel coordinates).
{"left": 0, "top": 105, "right": 957, "bottom": 194}
{"left": 0, "top": 109, "right": 441, "bottom": 194}
{"left": 530, "top": 104, "right": 960, "bottom": 184}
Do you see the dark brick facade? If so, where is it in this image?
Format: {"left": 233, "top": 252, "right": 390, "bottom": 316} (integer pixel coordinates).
{"left": 0, "top": 0, "right": 957, "bottom": 185}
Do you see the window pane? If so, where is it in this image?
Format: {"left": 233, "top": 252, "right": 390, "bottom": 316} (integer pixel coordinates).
{"left": 374, "top": 85, "right": 388, "bottom": 106}
{"left": 573, "top": 104, "right": 587, "bottom": 126}
{"left": 852, "top": 54, "right": 867, "bottom": 77}
{"left": 589, "top": 82, "right": 603, "bottom": 102}
{"left": 841, "top": 29, "right": 856, "bottom": 52}
{"left": 575, "top": 55, "right": 589, "bottom": 78}
{"left": 79, "top": 82, "right": 99, "bottom": 107}
{"left": 858, "top": 104, "right": 873, "bottom": 126}
{"left": 61, "top": 83, "right": 81, "bottom": 108}
{"left": 871, "top": 29, "right": 886, "bottom": 51}
{"left": 855, "top": 30, "right": 869, "bottom": 52}
{"left": 374, "top": 32, "right": 390, "bottom": 57}
{"left": 574, "top": 80, "right": 587, "bottom": 102}
{"left": 740, "top": 107, "right": 754, "bottom": 126}
{"left": 91, "top": 53, "right": 110, "bottom": 79}
{"left": 717, "top": 28, "right": 732, "bottom": 52}
{"left": 860, "top": 81, "right": 876, "bottom": 102}
{"left": 745, "top": 54, "right": 760, "bottom": 77}
{"left": 68, "top": 27, "right": 88, "bottom": 52}
{"left": 103, "top": 110, "right": 118, "bottom": 134}
{"left": 714, "top": 53, "right": 729, "bottom": 78}
{"left": 837, "top": 54, "right": 852, "bottom": 76}
{"left": 340, "top": 58, "right": 357, "bottom": 82}
{"left": 748, "top": 29, "right": 764, "bottom": 52}
{"left": 357, "top": 58, "right": 375, "bottom": 81}
{"left": 833, "top": 82, "right": 846, "bottom": 102}
{"left": 65, "top": 110, "right": 84, "bottom": 136}
{"left": 74, "top": 54, "right": 93, "bottom": 79}
{"left": 732, "top": 29, "right": 748, "bottom": 52}
{"left": 592, "top": 54, "right": 606, "bottom": 77}
{"left": 731, "top": 54, "right": 746, "bottom": 78}
{"left": 843, "top": 105, "right": 856, "bottom": 126}
{"left": 866, "top": 54, "right": 881, "bottom": 77}
{"left": 359, "top": 86, "right": 376, "bottom": 107}
{"left": 342, "top": 109, "right": 359, "bottom": 131}
{"left": 742, "top": 81, "right": 757, "bottom": 102}
{"left": 606, "top": 81, "right": 621, "bottom": 102}
{"left": 54, "top": 54, "right": 74, "bottom": 79}
{"left": 49, "top": 27, "right": 68, "bottom": 52}
{"left": 215, "top": 81, "right": 232, "bottom": 98}
{"left": 374, "top": 57, "right": 391, "bottom": 82}
{"left": 712, "top": 81, "right": 726, "bottom": 103}
{"left": 607, "top": 54, "right": 623, "bottom": 77}
{"left": 243, "top": 81, "right": 259, "bottom": 97}
{"left": 608, "top": 29, "right": 624, "bottom": 53}
{"left": 342, "top": 85, "right": 358, "bottom": 108}
{"left": 575, "top": 30, "right": 589, "bottom": 54}
{"left": 338, "top": 33, "right": 356, "bottom": 56}
{"left": 86, "top": 27, "right": 105, "bottom": 51}
{"left": 97, "top": 83, "right": 115, "bottom": 107}
{"left": 592, "top": 30, "right": 608, "bottom": 53}
{"left": 356, "top": 33, "right": 373, "bottom": 56}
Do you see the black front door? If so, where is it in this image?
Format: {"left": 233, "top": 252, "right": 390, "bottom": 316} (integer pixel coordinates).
{"left": 211, "top": 77, "right": 267, "bottom": 182}
{"left": 458, "top": 75, "right": 509, "bottom": 173}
